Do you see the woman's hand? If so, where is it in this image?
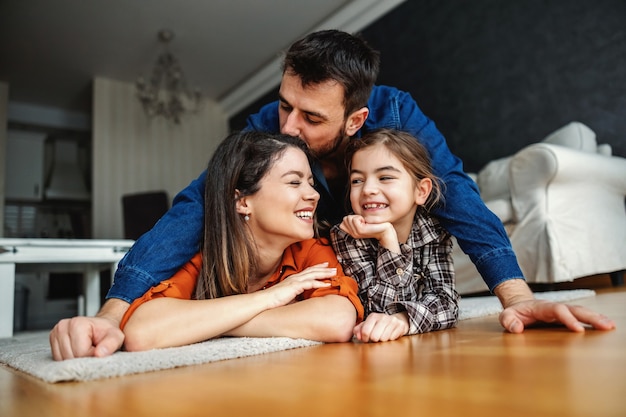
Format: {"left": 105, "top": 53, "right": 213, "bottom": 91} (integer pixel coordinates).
{"left": 263, "top": 263, "right": 334, "bottom": 308}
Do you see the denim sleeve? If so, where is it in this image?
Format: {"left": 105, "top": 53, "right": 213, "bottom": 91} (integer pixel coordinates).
{"left": 244, "top": 101, "right": 280, "bottom": 132}
{"left": 391, "top": 89, "right": 525, "bottom": 291}
{"left": 107, "top": 171, "right": 206, "bottom": 303}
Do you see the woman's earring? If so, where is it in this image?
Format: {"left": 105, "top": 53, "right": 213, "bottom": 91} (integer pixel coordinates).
{"left": 244, "top": 214, "right": 250, "bottom": 221}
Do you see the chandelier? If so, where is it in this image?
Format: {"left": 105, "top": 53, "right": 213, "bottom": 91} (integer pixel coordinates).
{"left": 136, "top": 30, "right": 201, "bottom": 124}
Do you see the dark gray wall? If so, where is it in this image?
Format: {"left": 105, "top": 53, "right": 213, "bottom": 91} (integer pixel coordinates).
{"left": 231, "top": 0, "right": 626, "bottom": 172}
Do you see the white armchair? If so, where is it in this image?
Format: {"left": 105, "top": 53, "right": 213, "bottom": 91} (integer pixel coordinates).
{"left": 454, "top": 122, "right": 626, "bottom": 295}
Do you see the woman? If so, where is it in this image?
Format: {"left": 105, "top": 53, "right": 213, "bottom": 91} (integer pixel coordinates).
{"left": 122, "top": 131, "right": 363, "bottom": 351}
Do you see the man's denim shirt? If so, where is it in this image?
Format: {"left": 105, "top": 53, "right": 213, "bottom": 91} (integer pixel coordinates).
{"left": 108, "top": 85, "right": 524, "bottom": 303}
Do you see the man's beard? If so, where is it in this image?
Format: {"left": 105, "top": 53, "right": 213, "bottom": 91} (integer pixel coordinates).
{"left": 309, "top": 128, "right": 349, "bottom": 160}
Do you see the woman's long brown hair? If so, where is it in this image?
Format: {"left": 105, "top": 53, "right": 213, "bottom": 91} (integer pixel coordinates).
{"left": 195, "top": 131, "right": 312, "bottom": 300}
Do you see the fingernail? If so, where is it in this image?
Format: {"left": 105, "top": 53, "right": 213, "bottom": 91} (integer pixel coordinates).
{"left": 509, "top": 322, "right": 521, "bottom": 333}
{"left": 599, "top": 316, "right": 612, "bottom": 323}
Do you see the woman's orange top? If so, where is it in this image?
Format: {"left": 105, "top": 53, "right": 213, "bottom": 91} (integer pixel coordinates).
{"left": 120, "top": 238, "right": 364, "bottom": 329}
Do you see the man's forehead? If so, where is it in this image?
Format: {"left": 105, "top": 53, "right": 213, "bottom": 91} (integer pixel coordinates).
{"left": 278, "top": 91, "right": 325, "bottom": 118}
{"left": 280, "top": 73, "right": 342, "bottom": 93}
{"left": 279, "top": 76, "right": 345, "bottom": 118}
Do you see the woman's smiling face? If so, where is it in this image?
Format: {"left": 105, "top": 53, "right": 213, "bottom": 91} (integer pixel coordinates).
{"left": 242, "top": 147, "right": 320, "bottom": 247}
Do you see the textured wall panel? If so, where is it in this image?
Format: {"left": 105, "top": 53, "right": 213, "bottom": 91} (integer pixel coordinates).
{"left": 92, "top": 78, "right": 228, "bottom": 239}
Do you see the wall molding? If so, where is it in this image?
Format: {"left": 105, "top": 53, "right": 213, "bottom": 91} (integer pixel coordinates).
{"left": 7, "top": 101, "right": 91, "bottom": 131}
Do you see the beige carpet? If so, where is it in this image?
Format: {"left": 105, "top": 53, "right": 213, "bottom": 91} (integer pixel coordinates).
{"left": 0, "top": 289, "right": 595, "bottom": 383}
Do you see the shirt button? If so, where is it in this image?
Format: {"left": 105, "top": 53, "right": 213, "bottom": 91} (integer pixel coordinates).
{"left": 396, "top": 268, "right": 404, "bottom": 275}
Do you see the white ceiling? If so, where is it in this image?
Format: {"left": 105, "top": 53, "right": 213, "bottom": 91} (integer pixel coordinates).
{"left": 0, "top": 0, "right": 404, "bottom": 118}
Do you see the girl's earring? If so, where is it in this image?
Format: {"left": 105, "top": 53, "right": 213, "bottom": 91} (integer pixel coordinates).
{"left": 244, "top": 214, "right": 250, "bottom": 221}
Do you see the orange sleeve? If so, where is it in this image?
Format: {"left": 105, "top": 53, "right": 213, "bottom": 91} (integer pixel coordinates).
{"left": 299, "top": 240, "right": 364, "bottom": 323}
{"left": 119, "top": 253, "right": 203, "bottom": 330}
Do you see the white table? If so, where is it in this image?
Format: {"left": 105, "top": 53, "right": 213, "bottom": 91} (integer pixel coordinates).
{"left": 0, "top": 238, "right": 134, "bottom": 338}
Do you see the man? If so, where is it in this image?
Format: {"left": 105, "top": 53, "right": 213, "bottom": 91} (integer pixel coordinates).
{"left": 50, "top": 30, "right": 614, "bottom": 360}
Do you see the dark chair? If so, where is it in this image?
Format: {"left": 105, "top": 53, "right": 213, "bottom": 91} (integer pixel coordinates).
{"left": 122, "top": 191, "right": 169, "bottom": 240}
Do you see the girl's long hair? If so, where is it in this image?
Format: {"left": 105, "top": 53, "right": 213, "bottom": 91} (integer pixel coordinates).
{"left": 195, "top": 131, "right": 312, "bottom": 300}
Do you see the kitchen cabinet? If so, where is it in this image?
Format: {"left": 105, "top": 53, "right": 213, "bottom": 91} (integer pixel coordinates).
{"left": 4, "top": 130, "right": 47, "bottom": 201}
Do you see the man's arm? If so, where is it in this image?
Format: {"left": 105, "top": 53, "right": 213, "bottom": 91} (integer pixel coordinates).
{"left": 107, "top": 171, "right": 206, "bottom": 303}
{"left": 50, "top": 171, "right": 207, "bottom": 360}
{"left": 376, "top": 86, "right": 615, "bottom": 332}
{"left": 396, "top": 94, "right": 523, "bottom": 290}
{"left": 493, "top": 278, "right": 534, "bottom": 306}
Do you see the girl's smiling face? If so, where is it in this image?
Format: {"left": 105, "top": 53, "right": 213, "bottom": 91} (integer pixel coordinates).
{"left": 349, "top": 143, "right": 430, "bottom": 237}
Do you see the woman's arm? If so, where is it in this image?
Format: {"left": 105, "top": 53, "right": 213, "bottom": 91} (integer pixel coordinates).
{"left": 123, "top": 263, "right": 341, "bottom": 351}
{"left": 225, "top": 294, "right": 356, "bottom": 342}
{"left": 225, "top": 242, "right": 361, "bottom": 342}
{"left": 123, "top": 291, "right": 278, "bottom": 351}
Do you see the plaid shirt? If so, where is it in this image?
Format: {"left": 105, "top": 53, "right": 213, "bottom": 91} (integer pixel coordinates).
{"left": 330, "top": 211, "right": 459, "bottom": 335}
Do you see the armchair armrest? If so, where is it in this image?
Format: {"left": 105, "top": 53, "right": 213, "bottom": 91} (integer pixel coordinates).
{"left": 508, "top": 143, "right": 626, "bottom": 282}
{"left": 509, "top": 143, "right": 626, "bottom": 222}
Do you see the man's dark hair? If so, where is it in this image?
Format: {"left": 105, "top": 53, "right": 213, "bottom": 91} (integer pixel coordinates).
{"left": 282, "top": 29, "right": 380, "bottom": 117}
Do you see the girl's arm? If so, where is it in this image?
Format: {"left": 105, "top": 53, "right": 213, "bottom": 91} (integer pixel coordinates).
{"left": 397, "top": 235, "right": 459, "bottom": 334}
{"left": 331, "top": 222, "right": 459, "bottom": 337}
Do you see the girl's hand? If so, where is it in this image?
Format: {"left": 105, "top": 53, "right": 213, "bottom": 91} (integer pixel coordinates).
{"left": 340, "top": 215, "right": 392, "bottom": 239}
{"left": 340, "top": 215, "right": 399, "bottom": 252}
{"left": 353, "top": 312, "right": 409, "bottom": 343}
{"left": 263, "top": 263, "right": 334, "bottom": 308}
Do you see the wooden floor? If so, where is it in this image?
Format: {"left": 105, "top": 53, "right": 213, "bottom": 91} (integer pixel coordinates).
{"left": 1, "top": 283, "right": 625, "bottom": 417}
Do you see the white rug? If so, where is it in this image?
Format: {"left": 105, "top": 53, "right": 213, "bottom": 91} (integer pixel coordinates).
{"left": 0, "top": 334, "right": 322, "bottom": 383}
{"left": 0, "top": 289, "right": 595, "bottom": 383}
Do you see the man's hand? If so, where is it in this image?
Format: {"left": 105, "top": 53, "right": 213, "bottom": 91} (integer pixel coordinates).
{"left": 499, "top": 299, "right": 616, "bottom": 333}
{"left": 49, "top": 298, "right": 129, "bottom": 361}
{"left": 495, "top": 279, "right": 615, "bottom": 333}
{"left": 353, "top": 312, "right": 409, "bottom": 342}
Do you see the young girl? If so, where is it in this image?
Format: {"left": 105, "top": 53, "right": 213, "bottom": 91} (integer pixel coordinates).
{"left": 120, "top": 131, "right": 363, "bottom": 351}
{"left": 330, "top": 128, "right": 458, "bottom": 343}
